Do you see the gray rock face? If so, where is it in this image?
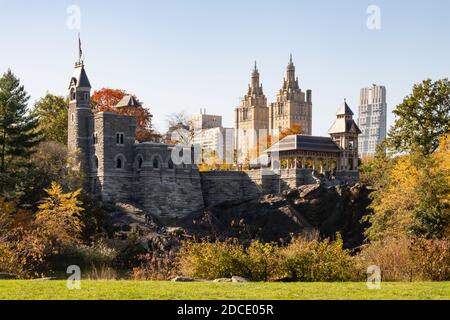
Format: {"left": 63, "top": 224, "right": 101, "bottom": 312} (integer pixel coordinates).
{"left": 181, "top": 183, "right": 372, "bottom": 249}
{"left": 231, "top": 276, "right": 250, "bottom": 283}
{"left": 171, "top": 276, "right": 203, "bottom": 282}
{"left": 213, "top": 278, "right": 232, "bottom": 283}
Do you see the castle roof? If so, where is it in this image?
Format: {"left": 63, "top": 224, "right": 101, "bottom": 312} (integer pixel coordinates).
{"left": 115, "top": 95, "right": 141, "bottom": 108}
{"left": 336, "top": 100, "right": 354, "bottom": 116}
{"left": 328, "top": 119, "right": 362, "bottom": 134}
{"left": 328, "top": 100, "right": 361, "bottom": 134}
{"left": 69, "top": 63, "right": 91, "bottom": 89}
{"left": 268, "top": 135, "right": 341, "bottom": 154}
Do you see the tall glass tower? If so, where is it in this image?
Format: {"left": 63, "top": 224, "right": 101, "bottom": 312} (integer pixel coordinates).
{"left": 357, "top": 84, "right": 387, "bottom": 157}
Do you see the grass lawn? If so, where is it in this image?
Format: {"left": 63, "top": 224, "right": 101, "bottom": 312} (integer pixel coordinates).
{"left": 0, "top": 281, "right": 449, "bottom": 300}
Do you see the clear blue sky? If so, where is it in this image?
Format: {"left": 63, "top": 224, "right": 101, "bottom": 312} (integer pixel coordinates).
{"left": 1, "top": 0, "right": 449, "bottom": 135}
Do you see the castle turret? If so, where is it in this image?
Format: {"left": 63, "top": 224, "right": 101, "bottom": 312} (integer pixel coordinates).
{"left": 68, "top": 38, "right": 93, "bottom": 175}
{"left": 328, "top": 100, "right": 362, "bottom": 172}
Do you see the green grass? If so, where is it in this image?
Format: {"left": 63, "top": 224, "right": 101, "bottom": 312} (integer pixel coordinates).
{"left": 0, "top": 281, "right": 449, "bottom": 300}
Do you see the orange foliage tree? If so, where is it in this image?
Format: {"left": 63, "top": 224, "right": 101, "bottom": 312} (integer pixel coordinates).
{"left": 91, "top": 88, "right": 160, "bottom": 142}
{"left": 278, "top": 124, "right": 304, "bottom": 141}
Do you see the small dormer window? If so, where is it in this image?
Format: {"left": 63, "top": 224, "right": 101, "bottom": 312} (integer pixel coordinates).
{"left": 116, "top": 133, "right": 124, "bottom": 145}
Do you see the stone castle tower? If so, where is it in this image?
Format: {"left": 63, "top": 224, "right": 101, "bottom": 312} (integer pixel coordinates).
{"left": 328, "top": 100, "right": 361, "bottom": 172}
{"left": 68, "top": 58, "right": 94, "bottom": 175}
{"left": 234, "top": 62, "right": 269, "bottom": 161}
{"left": 269, "top": 54, "right": 312, "bottom": 135}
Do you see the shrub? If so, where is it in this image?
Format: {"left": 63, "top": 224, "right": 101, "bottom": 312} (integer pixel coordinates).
{"left": 246, "top": 241, "right": 280, "bottom": 281}
{"left": 177, "top": 236, "right": 362, "bottom": 282}
{"left": 177, "top": 239, "right": 249, "bottom": 280}
{"left": 132, "top": 252, "right": 178, "bottom": 280}
{"left": 280, "top": 236, "right": 364, "bottom": 282}
{"left": 49, "top": 240, "right": 117, "bottom": 271}
{"left": 359, "top": 237, "right": 415, "bottom": 281}
{"left": 410, "top": 237, "right": 450, "bottom": 281}
{"left": 359, "top": 236, "right": 450, "bottom": 281}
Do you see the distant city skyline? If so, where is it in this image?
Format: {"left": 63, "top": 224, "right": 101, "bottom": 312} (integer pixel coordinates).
{"left": 1, "top": 0, "right": 449, "bottom": 136}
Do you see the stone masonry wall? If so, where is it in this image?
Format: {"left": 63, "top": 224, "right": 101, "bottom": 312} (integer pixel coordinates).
{"left": 135, "top": 168, "right": 205, "bottom": 224}
{"left": 200, "top": 171, "right": 277, "bottom": 207}
{"left": 200, "top": 169, "right": 317, "bottom": 207}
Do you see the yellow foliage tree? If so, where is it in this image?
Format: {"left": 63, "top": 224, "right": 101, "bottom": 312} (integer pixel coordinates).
{"left": 35, "top": 182, "right": 84, "bottom": 248}
{"left": 367, "top": 133, "right": 450, "bottom": 241}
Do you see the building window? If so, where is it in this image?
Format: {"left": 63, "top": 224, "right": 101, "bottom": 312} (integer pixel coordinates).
{"left": 153, "top": 158, "right": 160, "bottom": 169}
{"left": 114, "top": 154, "right": 126, "bottom": 170}
{"left": 348, "top": 140, "right": 354, "bottom": 151}
{"left": 70, "top": 89, "right": 76, "bottom": 101}
{"left": 94, "top": 156, "right": 99, "bottom": 169}
{"left": 93, "top": 133, "right": 98, "bottom": 145}
{"left": 116, "top": 133, "right": 124, "bottom": 145}
{"left": 168, "top": 159, "right": 174, "bottom": 169}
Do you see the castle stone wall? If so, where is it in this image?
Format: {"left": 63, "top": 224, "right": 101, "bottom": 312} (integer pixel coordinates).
{"left": 200, "top": 170, "right": 278, "bottom": 207}
{"left": 134, "top": 168, "right": 204, "bottom": 224}
{"left": 200, "top": 169, "right": 318, "bottom": 207}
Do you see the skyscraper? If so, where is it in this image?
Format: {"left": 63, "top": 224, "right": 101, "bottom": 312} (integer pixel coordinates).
{"left": 357, "top": 84, "right": 387, "bottom": 157}
{"left": 269, "top": 54, "right": 312, "bottom": 135}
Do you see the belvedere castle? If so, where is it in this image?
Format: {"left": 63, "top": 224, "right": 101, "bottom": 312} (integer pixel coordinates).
{"left": 68, "top": 53, "right": 361, "bottom": 224}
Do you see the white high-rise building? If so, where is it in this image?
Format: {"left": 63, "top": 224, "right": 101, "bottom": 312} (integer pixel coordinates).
{"left": 191, "top": 111, "right": 234, "bottom": 164}
{"left": 357, "top": 84, "right": 387, "bottom": 157}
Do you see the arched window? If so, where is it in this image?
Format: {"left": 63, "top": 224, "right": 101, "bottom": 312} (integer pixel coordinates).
{"left": 153, "top": 158, "right": 160, "bottom": 169}
{"left": 114, "top": 154, "right": 126, "bottom": 170}
{"left": 168, "top": 159, "right": 174, "bottom": 169}
{"left": 94, "top": 156, "right": 99, "bottom": 169}
{"left": 138, "top": 157, "right": 143, "bottom": 169}
{"left": 70, "top": 88, "right": 76, "bottom": 101}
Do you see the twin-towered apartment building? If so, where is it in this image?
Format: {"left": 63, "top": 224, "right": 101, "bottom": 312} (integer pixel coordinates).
{"left": 189, "top": 56, "right": 313, "bottom": 163}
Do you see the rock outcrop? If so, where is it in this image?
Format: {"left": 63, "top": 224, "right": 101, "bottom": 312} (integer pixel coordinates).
{"left": 181, "top": 183, "right": 373, "bottom": 249}
{"left": 103, "top": 183, "right": 373, "bottom": 250}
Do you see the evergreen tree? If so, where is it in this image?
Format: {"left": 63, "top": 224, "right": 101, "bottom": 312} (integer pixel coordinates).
{"left": 0, "top": 70, "right": 40, "bottom": 193}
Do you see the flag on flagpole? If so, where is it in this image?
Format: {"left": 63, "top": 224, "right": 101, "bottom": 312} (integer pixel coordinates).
{"left": 78, "top": 33, "right": 83, "bottom": 62}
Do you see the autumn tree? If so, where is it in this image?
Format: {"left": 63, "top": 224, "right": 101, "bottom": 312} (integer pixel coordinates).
{"left": 359, "top": 142, "right": 393, "bottom": 189}
{"left": 366, "top": 134, "right": 450, "bottom": 241}
{"left": 386, "top": 78, "right": 450, "bottom": 155}
{"left": 91, "top": 88, "right": 127, "bottom": 111}
{"left": 35, "top": 182, "right": 84, "bottom": 247}
{"left": 0, "top": 70, "right": 40, "bottom": 193}
{"left": 32, "top": 94, "right": 68, "bottom": 144}
{"left": 278, "top": 124, "right": 304, "bottom": 141}
{"left": 0, "top": 198, "right": 45, "bottom": 278}
{"left": 91, "top": 88, "right": 159, "bottom": 142}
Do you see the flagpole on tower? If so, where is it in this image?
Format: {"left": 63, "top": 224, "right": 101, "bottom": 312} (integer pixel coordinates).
{"left": 78, "top": 32, "right": 83, "bottom": 64}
